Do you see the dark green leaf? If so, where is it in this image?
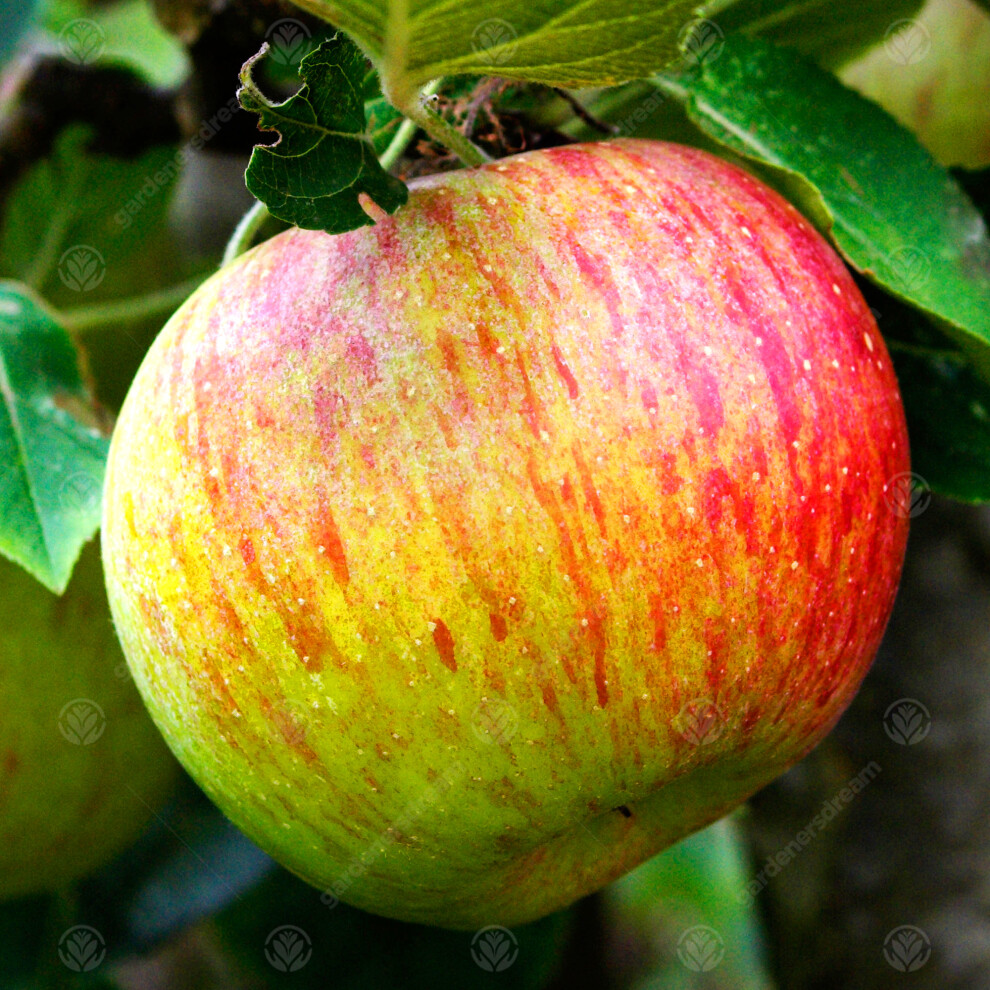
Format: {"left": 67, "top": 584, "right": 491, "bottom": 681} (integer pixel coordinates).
{"left": 0, "top": 894, "right": 50, "bottom": 986}
{"left": 214, "top": 865, "right": 573, "bottom": 989}
{"left": 856, "top": 274, "right": 990, "bottom": 502}
{"left": 888, "top": 343, "right": 990, "bottom": 503}
{"left": 0, "top": 282, "right": 109, "bottom": 593}
{"left": 955, "top": 166, "right": 990, "bottom": 221}
{"left": 656, "top": 35, "right": 990, "bottom": 376}
{"left": 0, "top": 127, "right": 192, "bottom": 312}
{"left": 238, "top": 35, "right": 408, "bottom": 233}
{"left": 0, "top": 126, "right": 211, "bottom": 410}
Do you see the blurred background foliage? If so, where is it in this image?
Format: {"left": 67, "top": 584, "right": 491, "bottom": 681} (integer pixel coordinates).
{"left": 0, "top": 0, "right": 988, "bottom": 986}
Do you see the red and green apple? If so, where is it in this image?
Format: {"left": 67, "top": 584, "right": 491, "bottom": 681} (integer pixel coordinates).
{"left": 102, "top": 138, "right": 909, "bottom": 928}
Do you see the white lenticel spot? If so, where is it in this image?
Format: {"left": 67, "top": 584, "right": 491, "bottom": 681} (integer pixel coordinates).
{"left": 832, "top": 283, "right": 841, "bottom": 295}
{"left": 864, "top": 333, "right": 874, "bottom": 352}
{"left": 803, "top": 359, "right": 812, "bottom": 371}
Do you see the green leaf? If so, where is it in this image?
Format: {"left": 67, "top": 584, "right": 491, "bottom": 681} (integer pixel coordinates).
{"left": 705, "top": 0, "right": 924, "bottom": 68}
{"left": 656, "top": 35, "right": 990, "bottom": 375}
{"left": 605, "top": 815, "right": 774, "bottom": 989}
{"left": 291, "top": 0, "right": 703, "bottom": 96}
{"left": 238, "top": 35, "right": 408, "bottom": 232}
{"left": 889, "top": 343, "right": 990, "bottom": 503}
{"left": 0, "top": 282, "right": 109, "bottom": 593}
{"left": 859, "top": 273, "right": 990, "bottom": 503}
{"left": 0, "top": 125, "right": 210, "bottom": 410}
{"left": 0, "top": 127, "right": 190, "bottom": 310}
{"left": 214, "top": 865, "right": 573, "bottom": 989}
{"left": 40, "top": 0, "right": 189, "bottom": 88}
{"left": 366, "top": 93, "right": 404, "bottom": 156}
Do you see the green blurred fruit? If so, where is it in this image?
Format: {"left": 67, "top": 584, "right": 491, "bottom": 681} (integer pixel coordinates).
{"left": 840, "top": 0, "right": 990, "bottom": 168}
{"left": 0, "top": 541, "right": 177, "bottom": 900}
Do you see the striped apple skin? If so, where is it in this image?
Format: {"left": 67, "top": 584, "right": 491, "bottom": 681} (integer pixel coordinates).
{"left": 102, "top": 139, "right": 909, "bottom": 928}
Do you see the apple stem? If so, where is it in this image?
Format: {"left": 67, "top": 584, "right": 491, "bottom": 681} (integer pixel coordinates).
{"left": 388, "top": 81, "right": 492, "bottom": 169}
{"left": 379, "top": 79, "right": 442, "bottom": 171}
{"left": 222, "top": 200, "right": 272, "bottom": 267}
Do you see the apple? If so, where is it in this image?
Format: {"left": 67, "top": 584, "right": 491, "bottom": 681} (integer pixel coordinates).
{"left": 102, "top": 138, "right": 909, "bottom": 929}
{"left": 0, "top": 541, "right": 177, "bottom": 900}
